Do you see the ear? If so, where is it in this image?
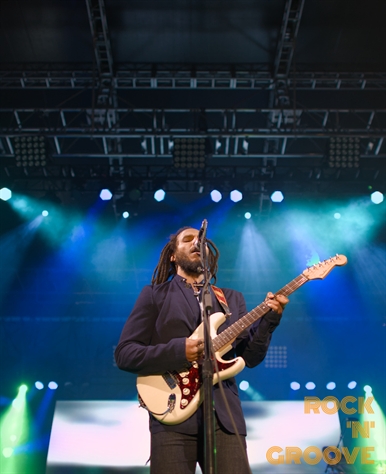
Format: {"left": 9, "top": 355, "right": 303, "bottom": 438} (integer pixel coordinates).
{"left": 170, "top": 254, "right": 176, "bottom": 262}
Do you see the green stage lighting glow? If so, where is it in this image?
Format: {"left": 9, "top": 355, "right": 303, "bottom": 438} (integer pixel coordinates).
{"left": 244, "top": 212, "right": 251, "bottom": 220}
{"left": 1, "top": 385, "right": 30, "bottom": 472}
{"left": 2, "top": 447, "right": 13, "bottom": 458}
{"left": 358, "top": 391, "right": 386, "bottom": 467}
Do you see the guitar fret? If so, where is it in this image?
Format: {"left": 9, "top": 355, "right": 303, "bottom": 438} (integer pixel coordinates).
{"left": 213, "top": 274, "right": 309, "bottom": 353}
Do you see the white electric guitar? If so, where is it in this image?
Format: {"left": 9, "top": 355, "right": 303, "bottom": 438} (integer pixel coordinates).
{"left": 137, "top": 254, "right": 347, "bottom": 425}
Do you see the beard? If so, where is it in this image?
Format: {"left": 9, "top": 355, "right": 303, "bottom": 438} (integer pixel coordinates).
{"left": 174, "top": 250, "right": 203, "bottom": 277}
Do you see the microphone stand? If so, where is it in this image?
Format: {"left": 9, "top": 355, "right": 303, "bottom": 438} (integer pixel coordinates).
{"left": 198, "top": 219, "right": 216, "bottom": 474}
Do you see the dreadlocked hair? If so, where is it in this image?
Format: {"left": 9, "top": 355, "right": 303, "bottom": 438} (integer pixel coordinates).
{"left": 151, "top": 226, "right": 220, "bottom": 285}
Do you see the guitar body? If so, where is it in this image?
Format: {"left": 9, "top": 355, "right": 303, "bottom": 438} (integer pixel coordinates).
{"left": 136, "top": 311, "right": 245, "bottom": 425}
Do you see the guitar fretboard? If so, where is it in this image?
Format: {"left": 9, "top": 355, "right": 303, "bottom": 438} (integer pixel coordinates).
{"left": 212, "top": 274, "right": 309, "bottom": 353}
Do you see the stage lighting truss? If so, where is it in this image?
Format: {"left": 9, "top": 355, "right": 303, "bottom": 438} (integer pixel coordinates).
{"left": 328, "top": 137, "right": 360, "bottom": 168}
{"left": 14, "top": 136, "right": 47, "bottom": 167}
{"left": 173, "top": 138, "right": 207, "bottom": 168}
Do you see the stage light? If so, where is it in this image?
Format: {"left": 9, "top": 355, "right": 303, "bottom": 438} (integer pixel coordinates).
{"left": 244, "top": 212, "right": 251, "bottom": 220}
{"left": 328, "top": 137, "right": 360, "bottom": 168}
{"left": 14, "top": 136, "right": 48, "bottom": 167}
{"left": 305, "top": 382, "right": 316, "bottom": 390}
{"left": 2, "top": 447, "right": 13, "bottom": 458}
{"left": 154, "top": 189, "right": 166, "bottom": 202}
{"left": 242, "top": 138, "right": 249, "bottom": 154}
{"left": 326, "top": 382, "right": 336, "bottom": 390}
{"left": 364, "top": 385, "right": 372, "bottom": 394}
{"left": 271, "top": 191, "right": 284, "bottom": 203}
{"left": 348, "top": 381, "right": 357, "bottom": 389}
{"left": 42, "top": 210, "right": 49, "bottom": 217}
{"left": 334, "top": 212, "right": 341, "bottom": 219}
{"left": 100, "top": 189, "right": 113, "bottom": 201}
{"left": 122, "top": 211, "right": 129, "bottom": 219}
{"left": 230, "top": 190, "right": 243, "bottom": 203}
{"left": 210, "top": 190, "right": 222, "bottom": 203}
{"left": 290, "top": 382, "right": 301, "bottom": 390}
{"left": 239, "top": 381, "right": 250, "bottom": 391}
{"left": 35, "top": 381, "right": 44, "bottom": 390}
{"left": 173, "top": 138, "right": 207, "bottom": 168}
{"left": 371, "top": 191, "right": 384, "bottom": 204}
{"left": 48, "top": 381, "right": 58, "bottom": 390}
{"left": 0, "top": 187, "right": 12, "bottom": 201}
{"left": 12, "top": 385, "right": 28, "bottom": 410}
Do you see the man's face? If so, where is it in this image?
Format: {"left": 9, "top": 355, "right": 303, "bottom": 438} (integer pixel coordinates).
{"left": 172, "top": 228, "right": 202, "bottom": 277}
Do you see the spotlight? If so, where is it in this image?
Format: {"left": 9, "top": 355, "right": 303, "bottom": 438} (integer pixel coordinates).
{"left": 348, "top": 381, "right": 357, "bottom": 389}
{"left": 305, "top": 382, "right": 316, "bottom": 390}
{"left": 48, "top": 381, "right": 58, "bottom": 390}
{"left": 42, "top": 210, "right": 49, "bottom": 217}
{"left": 244, "top": 212, "right": 251, "bottom": 220}
{"left": 210, "top": 190, "right": 222, "bottom": 203}
{"left": 363, "top": 385, "right": 372, "bottom": 394}
{"left": 326, "top": 382, "right": 336, "bottom": 390}
{"left": 230, "top": 190, "right": 243, "bottom": 203}
{"left": 290, "top": 382, "right": 301, "bottom": 391}
{"left": 100, "top": 189, "right": 113, "bottom": 201}
{"left": 239, "top": 381, "right": 250, "bottom": 391}
{"left": 18, "top": 384, "right": 28, "bottom": 394}
{"left": 270, "top": 191, "right": 284, "bottom": 203}
{"left": 35, "top": 381, "right": 44, "bottom": 390}
{"left": 122, "top": 211, "right": 130, "bottom": 219}
{"left": 3, "top": 447, "right": 13, "bottom": 458}
{"left": 334, "top": 212, "right": 341, "bottom": 219}
{"left": 371, "top": 191, "right": 384, "bottom": 204}
{"left": 154, "top": 189, "right": 166, "bottom": 202}
{"left": 0, "top": 187, "right": 12, "bottom": 201}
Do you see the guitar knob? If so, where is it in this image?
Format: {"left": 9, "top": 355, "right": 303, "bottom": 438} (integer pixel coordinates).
{"left": 181, "top": 399, "right": 188, "bottom": 407}
{"left": 180, "top": 371, "right": 189, "bottom": 377}
{"left": 183, "top": 388, "right": 190, "bottom": 395}
{"left": 182, "top": 378, "right": 189, "bottom": 385}
{"left": 192, "top": 362, "right": 198, "bottom": 368}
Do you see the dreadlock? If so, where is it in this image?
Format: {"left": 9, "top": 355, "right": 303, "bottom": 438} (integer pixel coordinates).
{"left": 151, "top": 226, "right": 220, "bottom": 285}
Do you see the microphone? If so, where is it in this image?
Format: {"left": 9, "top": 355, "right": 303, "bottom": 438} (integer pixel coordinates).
{"left": 194, "top": 219, "right": 208, "bottom": 251}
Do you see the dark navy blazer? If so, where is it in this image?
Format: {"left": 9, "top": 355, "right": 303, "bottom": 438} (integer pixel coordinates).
{"left": 115, "top": 276, "right": 282, "bottom": 435}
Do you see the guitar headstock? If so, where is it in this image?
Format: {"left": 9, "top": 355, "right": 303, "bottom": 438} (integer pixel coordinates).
{"left": 303, "top": 254, "right": 348, "bottom": 280}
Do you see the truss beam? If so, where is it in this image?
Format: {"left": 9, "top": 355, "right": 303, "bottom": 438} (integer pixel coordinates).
{"left": 0, "top": 70, "right": 385, "bottom": 91}
{"left": 1, "top": 108, "right": 385, "bottom": 135}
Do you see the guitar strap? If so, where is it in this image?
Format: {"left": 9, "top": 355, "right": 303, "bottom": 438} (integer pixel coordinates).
{"left": 211, "top": 285, "right": 231, "bottom": 318}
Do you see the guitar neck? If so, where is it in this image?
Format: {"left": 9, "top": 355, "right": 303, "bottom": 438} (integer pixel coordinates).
{"left": 212, "top": 273, "right": 309, "bottom": 353}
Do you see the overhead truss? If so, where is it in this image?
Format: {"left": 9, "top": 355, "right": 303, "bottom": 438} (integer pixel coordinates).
{"left": 0, "top": 69, "right": 385, "bottom": 91}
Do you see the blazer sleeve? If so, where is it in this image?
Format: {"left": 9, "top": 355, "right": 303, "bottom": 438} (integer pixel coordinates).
{"left": 114, "top": 285, "right": 188, "bottom": 376}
